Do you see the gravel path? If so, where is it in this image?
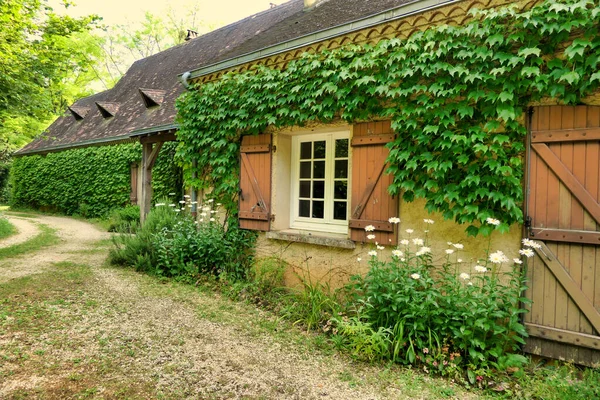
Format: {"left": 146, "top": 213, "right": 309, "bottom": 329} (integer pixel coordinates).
{"left": 0, "top": 216, "right": 39, "bottom": 248}
{"left": 0, "top": 216, "right": 440, "bottom": 399}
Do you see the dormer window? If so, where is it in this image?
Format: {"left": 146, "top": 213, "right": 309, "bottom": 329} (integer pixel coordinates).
{"left": 139, "top": 89, "right": 165, "bottom": 108}
{"left": 68, "top": 106, "right": 89, "bottom": 121}
{"left": 95, "top": 102, "right": 119, "bottom": 118}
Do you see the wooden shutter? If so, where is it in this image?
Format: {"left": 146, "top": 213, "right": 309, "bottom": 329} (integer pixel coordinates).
{"left": 130, "top": 163, "right": 139, "bottom": 204}
{"left": 239, "top": 134, "right": 272, "bottom": 231}
{"left": 349, "top": 121, "right": 398, "bottom": 243}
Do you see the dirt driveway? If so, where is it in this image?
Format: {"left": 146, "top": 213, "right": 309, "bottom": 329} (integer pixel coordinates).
{"left": 0, "top": 214, "right": 471, "bottom": 399}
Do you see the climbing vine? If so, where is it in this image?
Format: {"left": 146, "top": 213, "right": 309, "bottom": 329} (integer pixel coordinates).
{"left": 10, "top": 142, "right": 182, "bottom": 217}
{"left": 176, "top": 0, "right": 600, "bottom": 235}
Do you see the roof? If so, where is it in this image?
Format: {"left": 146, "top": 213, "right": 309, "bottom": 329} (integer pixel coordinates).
{"left": 17, "top": 0, "right": 421, "bottom": 155}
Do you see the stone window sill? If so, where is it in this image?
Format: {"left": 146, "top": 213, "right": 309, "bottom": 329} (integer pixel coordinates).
{"left": 265, "top": 230, "right": 355, "bottom": 249}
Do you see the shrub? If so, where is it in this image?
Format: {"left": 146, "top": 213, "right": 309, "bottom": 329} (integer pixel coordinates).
{"left": 107, "top": 205, "right": 140, "bottom": 233}
{"left": 337, "top": 218, "right": 531, "bottom": 381}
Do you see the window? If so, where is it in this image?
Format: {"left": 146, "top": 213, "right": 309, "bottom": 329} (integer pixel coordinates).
{"left": 290, "top": 131, "right": 350, "bottom": 234}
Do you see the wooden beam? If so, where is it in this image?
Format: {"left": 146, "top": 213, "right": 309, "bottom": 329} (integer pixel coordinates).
{"left": 351, "top": 134, "right": 395, "bottom": 146}
{"left": 534, "top": 242, "right": 600, "bottom": 334}
{"left": 146, "top": 142, "right": 163, "bottom": 171}
{"left": 531, "top": 128, "right": 600, "bottom": 143}
{"left": 140, "top": 131, "right": 177, "bottom": 144}
{"left": 140, "top": 142, "right": 163, "bottom": 223}
{"left": 526, "top": 323, "right": 600, "bottom": 351}
{"left": 532, "top": 143, "right": 600, "bottom": 225}
{"left": 529, "top": 228, "right": 600, "bottom": 245}
{"left": 348, "top": 219, "right": 394, "bottom": 232}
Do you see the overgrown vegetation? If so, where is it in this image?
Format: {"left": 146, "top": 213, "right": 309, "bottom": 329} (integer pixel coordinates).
{"left": 177, "top": 0, "right": 600, "bottom": 236}
{"left": 10, "top": 142, "right": 181, "bottom": 218}
{"left": 0, "top": 215, "right": 16, "bottom": 240}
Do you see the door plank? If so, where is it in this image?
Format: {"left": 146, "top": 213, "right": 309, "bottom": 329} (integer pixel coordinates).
{"left": 526, "top": 323, "right": 600, "bottom": 351}
{"left": 532, "top": 143, "right": 600, "bottom": 225}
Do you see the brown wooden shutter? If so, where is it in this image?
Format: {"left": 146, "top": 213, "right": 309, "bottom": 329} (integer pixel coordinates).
{"left": 239, "top": 133, "right": 272, "bottom": 231}
{"left": 130, "top": 163, "right": 139, "bottom": 204}
{"left": 349, "top": 121, "right": 398, "bottom": 243}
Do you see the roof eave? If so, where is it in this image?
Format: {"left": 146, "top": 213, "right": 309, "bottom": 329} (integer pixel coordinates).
{"left": 183, "top": 0, "right": 462, "bottom": 80}
{"left": 14, "top": 134, "right": 136, "bottom": 157}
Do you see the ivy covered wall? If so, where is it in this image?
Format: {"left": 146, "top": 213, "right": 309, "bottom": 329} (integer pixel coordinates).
{"left": 10, "top": 142, "right": 181, "bottom": 217}
{"left": 176, "top": 0, "right": 600, "bottom": 236}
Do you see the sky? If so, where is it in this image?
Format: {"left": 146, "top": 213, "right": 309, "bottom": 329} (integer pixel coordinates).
{"left": 48, "top": 0, "right": 288, "bottom": 27}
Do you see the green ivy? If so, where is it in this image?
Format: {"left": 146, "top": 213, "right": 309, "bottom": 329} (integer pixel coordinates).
{"left": 10, "top": 142, "right": 181, "bottom": 217}
{"left": 176, "top": 0, "right": 600, "bottom": 235}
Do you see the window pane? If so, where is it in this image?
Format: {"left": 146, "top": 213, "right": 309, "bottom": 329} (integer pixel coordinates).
{"left": 334, "top": 159, "right": 348, "bottom": 179}
{"left": 299, "top": 200, "right": 310, "bottom": 217}
{"left": 313, "top": 141, "right": 326, "bottom": 159}
{"left": 334, "top": 180, "right": 347, "bottom": 199}
{"left": 313, "top": 161, "right": 325, "bottom": 178}
{"left": 300, "top": 161, "right": 311, "bottom": 178}
{"left": 299, "top": 181, "right": 310, "bottom": 198}
{"left": 313, "top": 181, "right": 325, "bottom": 199}
{"left": 335, "top": 139, "right": 348, "bottom": 158}
{"left": 333, "top": 201, "right": 347, "bottom": 220}
{"left": 312, "top": 201, "right": 324, "bottom": 218}
{"left": 300, "top": 142, "right": 311, "bottom": 159}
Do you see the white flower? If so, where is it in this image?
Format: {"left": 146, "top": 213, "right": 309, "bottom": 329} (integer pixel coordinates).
{"left": 364, "top": 225, "right": 376, "bottom": 232}
{"left": 410, "top": 273, "right": 421, "bottom": 280}
{"left": 216, "top": 203, "right": 222, "bottom": 206}
{"left": 423, "top": 219, "right": 434, "bottom": 224}
{"left": 392, "top": 249, "right": 403, "bottom": 257}
{"left": 191, "top": 201, "right": 198, "bottom": 204}
{"left": 489, "top": 250, "right": 509, "bottom": 264}
{"left": 459, "top": 273, "right": 470, "bottom": 280}
{"left": 457, "top": 258, "right": 463, "bottom": 263}
{"left": 211, "top": 210, "right": 217, "bottom": 214}
{"left": 210, "top": 217, "right": 215, "bottom": 222}
{"left": 513, "top": 258, "right": 523, "bottom": 264}
{"left": 412, "top": 238, "right": 424, "bottom": 246}
{"left": 208, "top": 199, "right": 214, "bottom": 203}
{"left": 447, "top": 242, "right": 453, "bottom": 245}
{"left": 368, "top": 250, "right": 377, "bottom": 256}
{"left": 522, "top": 238, "right": 542, "bottom": 249}
{"left": 184, "top": 195, "right": 190, "bottom": 198}
{"left": 174, "top": 209, "right": 181, "bottom": 213}
{"left": 467, "top": 282, "right": 473, "bottom": 286}
{"left": 445, "top": 249, "right": 454, "bottom": 254}
{"left": 169, "top": 192, "right": 176, "bottom": 196}
{"left": 179, "top": 200, "right": 186, "bottom": 204}
{"left": 200, "top": 212, "right": 207, "bottom": 217}
{"left": 155, "top": 203, "right": 165, "bottom": 207}
{"left": 416, "top": 246, "right": 431, "bottom": 256}
{"left": 519, "top": 248, "right": 535, "bottom": 258}
{"left": 376, "top": 245, "right": 385, "bottom": 250}
{"left": 405, "top": 229, "right": 414, "bottom": 234}
{"left": 169, "top": 204, "right": 176, "bottom": 207}
{"left": 474, "top": 265, "right": 487, "bottom": 273}
{"left": 486, "top": 217, "right": 501, "bottom": 226}
{"left": 357, "top": 257, "right": 362, "bottom": 262}
{"left": 194, "top": 221, "right": 199, "bottom": 224}
{"left": 453, "top": 243, "right": 464, "bottom": 249}
{"left": 400, "top": 239, "right": 410, "bottom": 245}
{"left": 199, "top": 219, "right": 204, "bottom": 222}
{"left": 202, "top": 206, "right": 210, "bottom": 211}
{"left": 367, "top": 234, "right": 376, "bottom": 240}
{"left": 388, "top": 217, "right": 401, "bottom": 224}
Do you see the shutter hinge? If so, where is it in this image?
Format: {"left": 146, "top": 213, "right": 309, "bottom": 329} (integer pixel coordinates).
{"left": 272, "top": 145, "right": 277, "bottom": 153}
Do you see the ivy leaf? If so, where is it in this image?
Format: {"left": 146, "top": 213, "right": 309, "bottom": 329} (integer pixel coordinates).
{"left": 590, "top": 72, "right": 600, "bottom": 83}
{"left": 558, "top": 71, "right": 580, "bottom": 85}
{"left": 521, "top": 66, "right": 540, "bottom": 77}
{"left": 518, "top": 47, "right": 541, "bottom": 58}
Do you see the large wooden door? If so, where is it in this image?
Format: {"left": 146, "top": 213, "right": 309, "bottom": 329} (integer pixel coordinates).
{"left": 524, "top": 106, "right": 600, "bottom": 366}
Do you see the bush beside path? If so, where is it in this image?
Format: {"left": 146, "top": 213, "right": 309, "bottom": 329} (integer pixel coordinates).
{"left": 0, "top": 213, "right": 474, "bottom": 399}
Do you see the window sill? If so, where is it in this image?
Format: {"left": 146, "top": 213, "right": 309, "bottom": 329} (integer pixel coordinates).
{"left": 265, "top": 230, "right": 355, "bottom": 249}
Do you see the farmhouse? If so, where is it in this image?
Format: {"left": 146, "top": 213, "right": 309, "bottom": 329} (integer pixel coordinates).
{"left": 13, "top": 0, "right": 600, "bottom": 366}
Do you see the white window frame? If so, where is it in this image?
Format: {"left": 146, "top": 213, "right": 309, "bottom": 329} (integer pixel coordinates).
{"left": 289, "top": 130, "right": 351, "bottom": 234}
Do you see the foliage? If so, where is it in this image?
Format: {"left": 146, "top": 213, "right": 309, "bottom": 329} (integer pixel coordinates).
{"left": 9, "top": 142, "right": 181, "bottom": 218}
{"left": 107, "top": 205, "right": 140, "bottom": 233}
{"left": 176, "top": 0, "right": 600, "bottom": 235}
{"left": 337, "top": 219, "right": 530, "bottom": 381}
{"left": 0, "top": 215, "right": 16, "bottom": 240}
{"left": 110, "top": 199, "right": 256, "bottom": 281}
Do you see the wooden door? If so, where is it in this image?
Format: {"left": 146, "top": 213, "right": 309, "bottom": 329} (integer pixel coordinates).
{"left": 524, "top": 106, "right": 600, "bottom": 366}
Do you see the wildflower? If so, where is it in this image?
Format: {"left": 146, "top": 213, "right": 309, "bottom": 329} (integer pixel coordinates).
{"left": 467, "top": 282, "right": 473, "bottom": 286}
{"left": 433, "top": 361, "right": 438, "bottom": 367}
{"left": 184, "top": 195, "right": 190, "bottom": 198}
{"left": 447, "top": 242, "right": 453, "bottom": 246}
{"left": 474, "top": 265, "right": 487, "bottom": 273}
{"left": 412, "top": 238, "right": 424, "bottom": 246}
{"left": 169, "top": 192, "right": 176, "bottom": 196}
{"left": 486, "top": 217, "right": 501, "bottom": 226}
{"left": 364, "top": 225, "right": 376, "bottom": 232}
{"left": 155, "top": 203, "right": 165, "bottom": 207}
{"left": 202, "top": 206, "right": 210, "bottom": 211}
{"left": 400, "top": 239, "right": 409, "bottom": 245}
{"left": 208, "top": 199, "right": 214, "bottom": 203}
{"left": 489, "top": 250, "right": 509, "bottom": 264}
{"left": 457, "top": 258, "right": 463, "bottom": 263}
{"left": 174, "top": 209, "right": 181, "bottom": 213}
{"left": 179, "top": 200, "right": 186, "bottom": 204}
{"left": 388, "top": 217, "right": 401, "bottom": 224}
{"left": 411, "top": 273, "right": 421, "bottom": 280}
{"left": 392, "top": 249, "right": 403, "bottom": 257}
{"left": 368, "top": 250, "right": 377, "bottom": 256}
{"left": 199, "top": 219, "right": 204, "bottom": 222}
{"left": 445, "top": 249, "right": 454, "bottom": 254}
{"left": 191, "top": 201, "right": 198, "bottom": 204}
{"left": 210, "top": 217, "right": 215, "bottom": 222}
{"left": 416, "top": 246, "right": 431, "bottom": 256}
{"left": 357, "top": 257, "right": 362, "bottom": 262}
{"left": 459, "top": 272, "right": 470, "bottom": 280}
{"left": 169, "top": 204, "right": 176, "bottom": 207}
{"left": 522, "top": 238, "right": 542, "bottom": 249}
{"left": 453, "top": 243, "right": 464, "bottom": 249}
{"left": 367, "top": 234, "right": 376, "bottom": 240}
{"left": 376, "top": 245, "right": 385, "bottom": 250}
{"left": 200, "top": 212, "right": 207, "bottom": 217}
{"left": 423, "top": 219, "right": 434, "bottom": 224}
{"left": 405, "top": 229, "right": 414, "bottom": 234}
{"left": 423, "top": 348, "right": 429, "bottom": 354}
{"left": 519, "top": 248, "right": 535, "bottom": 258}
{"left": 216, "top": 203, "right": 222, "bottom": 206}
{"left": 211, "top": 210, "right": 217, "bottom": 214}
{"left": 513, "top": 258, "right": 523, "bottom": 264}
{"left": 194, "top": 221, "right": 199, "bottom": 224}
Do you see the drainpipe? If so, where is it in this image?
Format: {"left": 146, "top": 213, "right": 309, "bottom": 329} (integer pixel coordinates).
{"left": 180, "top": 71, "right": 191, "bottom": 89}
{"left": 191, "top": 158, "right": 198, "bottom": 218}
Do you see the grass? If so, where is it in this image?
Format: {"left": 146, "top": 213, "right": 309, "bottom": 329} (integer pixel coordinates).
{"left": 0, "top": 223, "right": 59, "bottom": 259}
{"left": 0, "top": 216, "right": 16, "bottom": 240}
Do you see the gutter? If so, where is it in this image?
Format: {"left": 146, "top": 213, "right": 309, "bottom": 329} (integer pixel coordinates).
{"left": 129, "top": 123, "right": 179, "bottom": 137}
{"left": 14, "top": 134, "right": 135, "bottom": 157}
{"left": 183, "top": 0, "right": 462, "bottom": 80}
